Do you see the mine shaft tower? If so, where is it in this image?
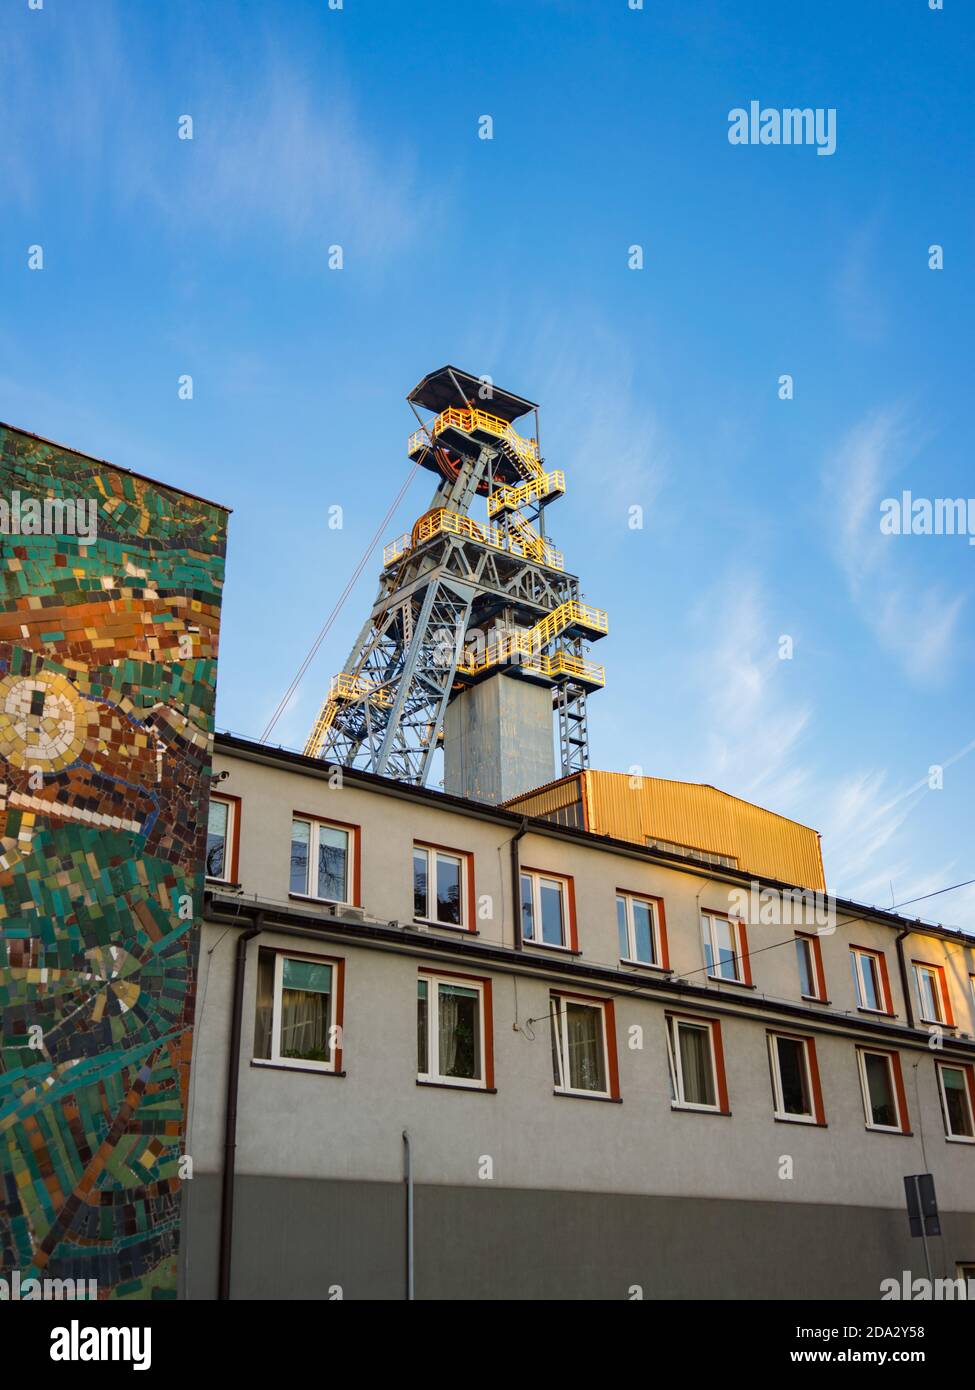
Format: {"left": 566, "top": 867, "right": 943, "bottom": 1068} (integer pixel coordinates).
{"left": 304, "top": 366, "right": 607, "bottom": 803}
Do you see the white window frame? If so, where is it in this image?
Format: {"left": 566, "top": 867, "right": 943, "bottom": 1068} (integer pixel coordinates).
{"left": 521, "top": 871, "right": 570, "bottom": 950}
{"left": 767, "top": 1032, "right": 817, "bottom": 1124}
{"left": 700, "top": 911, "right": 745, "bottom": 983}
{"left": 413, "top": 845, "right": 468, "bottom": 929}
{"left": 937, "top": 1062, "right": 975, "bottom": 1143}
{"left": 254, "top": 951, "right": 339, "bottom": 1074}
{"left": 851, "top": 948, "right": 887, "bottom": 1014}
{"left": 616, "top": 892, "right": 661, "bottom": 967}
{"left": 666, "top": 1016, "right": 721, "bottom": 1113}
{"left": 290, "top": 816, "right": 353, "bottom": 905}
{"left": 550, "top": 995, "right": 611, "bottom": 1098}
{"left": 206, "top": 795, "right": 236, "bottom": 883}
{"left": 914, "top": 963, "right": 945, "bottom": 1025}
{"left": 417, "top": 974, "right": 486, "bottom": 1089}
{"left": 857, "top": 1047, "right": 902, "bottom": 1132}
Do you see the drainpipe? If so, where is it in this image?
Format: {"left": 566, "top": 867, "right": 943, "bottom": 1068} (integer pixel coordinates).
{"left": 510, "top": 818, "right": 530, "bottom": 950}
{"left": 218, "top": 912, "right": 264, "bottom": 1301}
{"left": 402, "top": 1130, "right": 414, "bottom": 1301}
{"left": 895, "top": 927, "right": 915, "bottom": 1029}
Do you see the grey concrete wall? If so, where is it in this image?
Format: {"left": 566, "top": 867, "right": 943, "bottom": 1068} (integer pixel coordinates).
{"left": 181, "top": 1174, "right": 975, "bottom": 1300}
{"left": 187, "top": 924, "right": 975, "bottom": 1212}
{"left": 443, "top": 671, "right": 555, "bottom": 803}
{"left": 186, "top": 748, "right": 975, "bottom": 1300}
{"left": 210, "top": 747, "right": 975, "bottom": 1032}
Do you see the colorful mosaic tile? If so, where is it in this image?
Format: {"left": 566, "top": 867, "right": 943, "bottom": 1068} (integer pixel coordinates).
{"left": 0, "top": 425, "right": 226, "bottom": 1298}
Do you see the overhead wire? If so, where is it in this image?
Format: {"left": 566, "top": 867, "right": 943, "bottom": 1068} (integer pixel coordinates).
{"left": 526, "top": 873, "right": 975, "bottom": 1025}
{"left": 260, "top": 461, "right": 420, "bottom": 742}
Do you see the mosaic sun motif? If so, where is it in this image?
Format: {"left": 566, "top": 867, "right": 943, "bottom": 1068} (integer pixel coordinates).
{"left": 0, "top": 671, "right": 89, "bottom": 773}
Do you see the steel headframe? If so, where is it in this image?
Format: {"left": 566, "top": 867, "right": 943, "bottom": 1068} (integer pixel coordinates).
{"left": 310, "top": 398, "right": 600, "bottom": 787}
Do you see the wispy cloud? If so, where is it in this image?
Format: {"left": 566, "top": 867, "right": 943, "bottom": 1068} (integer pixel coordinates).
{"left": 166, "top": 56, "right": 434, "bottom": 256}
{"left": 820, "top": 737, "right": 975, "bottom": 912}
{"left": 833, "top": 221, "right": 889, "bottom": 345}
{"left": 820, "top": 768, "right": 926, "bottom": 893}
{"left": 0, "top": 8, "right": 133, "bottom": 210}
{"left": 527, "top": 315, "right": 668, "bottom": 520}
{"left": 0, "top": 8, "right": 434, "bottom": 259}
{"left": 690, "top": 573, "right": 813, "bottom": 810}
{"left": 822, "top": 408, "right": 966, "bottom": 681}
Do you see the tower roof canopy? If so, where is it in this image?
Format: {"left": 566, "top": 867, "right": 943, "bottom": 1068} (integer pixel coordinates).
{"left": 408, "top": 366, "right": 537, "bottom": 423}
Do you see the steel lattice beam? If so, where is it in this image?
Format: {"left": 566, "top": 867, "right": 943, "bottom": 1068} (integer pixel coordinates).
{"left": 307, "top": 379, "right": 605, "bottom": 788}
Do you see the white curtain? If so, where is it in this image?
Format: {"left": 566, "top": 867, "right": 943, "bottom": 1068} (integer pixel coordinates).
{"left": 281, "top": 988, "right": 329, "bottom": 1061}
{"left": 679, "top": 1026, "right": 713, "bottom": 1105}
{"left": 438, "top": 989, "right": 460, "bottom": 1074}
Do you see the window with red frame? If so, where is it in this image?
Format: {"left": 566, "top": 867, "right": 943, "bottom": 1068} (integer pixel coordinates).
{"left": 913, "top": 960, "right": 954, "bottom": 1027}
{"left": 767, "top": 1031, "right": 825, "bottom": 1124}
{"left": 850, "top": 947, "right": 892, "bottom": 1014}
{"left": 795, "top": 932, "right": 827, "bottom": 1001}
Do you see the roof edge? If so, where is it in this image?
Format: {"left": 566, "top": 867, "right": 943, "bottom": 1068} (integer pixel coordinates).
{"left": 213, "top": 733, "right": 973, "bottom": 946}
{"left": 1, "top": 420, "right": 232, "bottom": 513}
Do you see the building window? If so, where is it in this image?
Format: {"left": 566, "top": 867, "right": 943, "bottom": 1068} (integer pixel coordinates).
{"left": 521, "top": 869, "right": 575, "bottom": 950}
{"left": 666, "top": 1014, "right": 728, "bottom": 1113}
{"left": 206, "top": 795, "right": 238, "bottom": 881}
{"left": 937, "top": 1063, "right": 975, "bottom": 1142}
{"left": 646, "top": 836, "right": 738, "bottom": 870}
{"left": 537, "top": 801, "right": 584, "bottom": 830}
{"left": 767, "top": 1032, "right": 824, "bottom": 1124}
{"left": 913, "top": 961, "right": 954, "bottom": 1027}
{"left": 417, "top": 973, "right": 491, "bottom": 1088}
{"left": 413, "top": 843, "right": 472, "bottom": 929}
{"left": 616, "top": 891, "right": 667, "bottom": 968}
{"left": 290, "top": 816, "right": 356, "bottom": 904}
{"left": 700, "top": 911, "right": 750, "bottom": 984}
{"left": 550, "top": 993, "right": 617, "bottom": 1098}
{"left": 850, "top": 947, "right": 891, "bottom": 1014}
{"left": 254, "top": 949, "right": 343, "bottom": 1072}
{"left": 795, "top": 932, "right": 826, "bottom": 1001}
{"left": 857, "top": 1047, "right": 908, "bottom": 1132}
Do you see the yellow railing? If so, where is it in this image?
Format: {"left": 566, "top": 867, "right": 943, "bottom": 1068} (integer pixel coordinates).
{"left": 456, "top": 630, "right": 534, "bottom": 673}
{"left": 303, "top": 673, "right": 392, "bottom": 758}
{"left": 457, "top": 632, "right": 605, "bottom": 688}
{"left": 487, "top": 471, "right": 566, "bottom": 518}
{"left": 384, "top": 534, "right": 411, "bottom": 566}
{"left": 388, "top": 508, "right": 563, "bottom": 571}
{"left": 506, "top": 515, "right": 551, "bottom": 566}
{"left": 543, "top": 651, "right": 606, "bottom": 686}
{"left": 329, "top": 672, "right": 393, "bottom": 707}
{"left": 408, "top": 407, "right": 542, "bottom": 478}
{"left": 531, "top": 599, "right": 608, "bottom": 647}
{"left": 304, "top": 702, "right": 338, "bottom": 757}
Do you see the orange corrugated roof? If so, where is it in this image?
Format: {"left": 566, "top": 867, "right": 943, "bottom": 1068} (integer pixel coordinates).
{"left": 506, "top": 769, "right": 825, "bottom": 890}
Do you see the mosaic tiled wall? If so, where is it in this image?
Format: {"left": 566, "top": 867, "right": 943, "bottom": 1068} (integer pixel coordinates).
{"left": 0, "top": 425, "right": 227, "bottom": 1298}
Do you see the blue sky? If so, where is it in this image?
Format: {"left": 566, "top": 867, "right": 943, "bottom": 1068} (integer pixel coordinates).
{"left": 2, "top": 0, "right": 973, "bottom": 927}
